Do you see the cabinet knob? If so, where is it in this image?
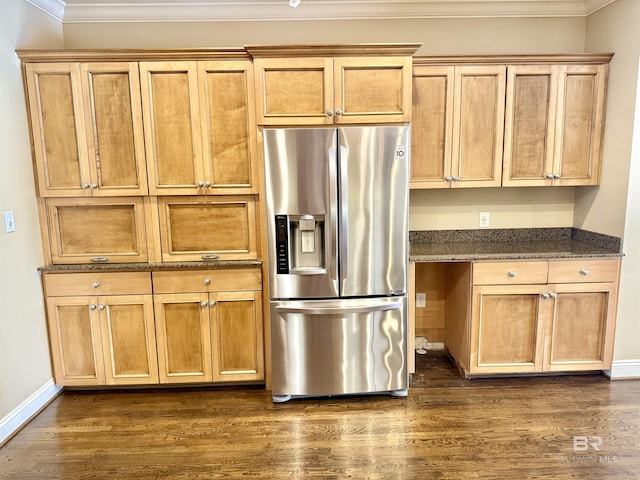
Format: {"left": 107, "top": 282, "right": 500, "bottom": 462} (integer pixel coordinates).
{"left": 507, "top": 271, "right": 517, "bottom": 278}
{"left": 452, "top": 176, "right": 460, "bottom": 181}
{"left": 541, "top": 293, "right": 550, "bottom": 300}
{"left": 579, "top": 269, "right": 590, "bottom": 276}
{"left": 553, "top": 174, "right": 561, "bottom": 179}
{"left": 549, "top": 292, "right": 557, "bottom": 299}
{"left": 209, "top": 301, "right": 216, "bottom": 307}
{"left": 327, "top": 109, "right": 334, "bottom": 117}
{"left": 97, "top": 304, "right": 105, "bottom": 310}
{"left": 89, "top": 304, "right": 97, "bottom": 310}
{"left": 81, "top": 183, "right": 90, "bottom": 189}
{"left": 335, "top": 109, "right": 343, "bottom": 116}
{"left": 546, "top": 174, "right": 555, "bottom": 179}
{"left": 90, "top": 183, "right": 98, "bottom": 189}
{"left": 204, "top": 181, "right": 211, "bottom": 188}
{"left": 92, "top": 281, "right": 100, "bottom": 288}
{"left": 204, "top": 278, "right": 211, "bottom": 286}
{"left": 197, "top": 181, "right": 205, "bottom": 188}
{"left": 445, "top": 176, "right": 453, "bottom": 182}
{"left": 200, "top": 300, "right": 208, "bottom": 307}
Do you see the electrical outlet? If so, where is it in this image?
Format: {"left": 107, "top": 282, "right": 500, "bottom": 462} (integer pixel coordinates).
{"left": 416, "top": 292, "right": 426, "bottom": 308}
{"left": 4, "top": 211, "right": 16, "bottom": 233}
{"left": 479, "top": 211, "right": 490, "bottom": 228}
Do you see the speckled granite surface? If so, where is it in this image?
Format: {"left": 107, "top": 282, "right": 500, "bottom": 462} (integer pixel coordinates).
{"left": 39, "top": 259, "right": 262, "bottom": 273}
{"left": 410, "top": 228, "right": 622, "bottom": 262}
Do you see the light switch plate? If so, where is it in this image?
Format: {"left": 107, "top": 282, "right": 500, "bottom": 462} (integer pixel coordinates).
{"left": 416, "top": 292, "right": 426, "bottom": 308}
{"left": 4, "top": 211, "right": 15, "bottom": 233}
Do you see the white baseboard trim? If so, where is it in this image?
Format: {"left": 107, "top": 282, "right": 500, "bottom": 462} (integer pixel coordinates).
{"left": 0, "top": 379, "right": 62, "bottom": 446}
{"left": 605, "top": 360, "right": 640, "bottom": 379}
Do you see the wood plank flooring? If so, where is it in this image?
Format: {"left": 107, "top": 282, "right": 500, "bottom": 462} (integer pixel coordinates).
{"left": 1, "top": 351, "right": 639, "bottom": 479}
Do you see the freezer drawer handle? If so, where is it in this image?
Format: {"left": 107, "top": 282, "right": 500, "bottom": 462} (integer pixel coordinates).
{"left": 275, "top": 301, "right": 402, "bottom": 315}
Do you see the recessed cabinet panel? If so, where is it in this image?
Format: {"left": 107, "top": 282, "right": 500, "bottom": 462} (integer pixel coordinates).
{"left": 46, "top": 197, "right": 149, "bottom": 264}
{"left": 82, "top": 63, "right": 147, "bottom": 195}
{"left": 25, "top": 63, "right": 89, "bottom": 196}
{"left": 157, "top": 196, "right": 257, "bottom": 262}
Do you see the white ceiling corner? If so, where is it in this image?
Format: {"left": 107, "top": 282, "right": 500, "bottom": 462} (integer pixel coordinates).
{"left": 30, "top": 0, "right": 620, "bottom": 24}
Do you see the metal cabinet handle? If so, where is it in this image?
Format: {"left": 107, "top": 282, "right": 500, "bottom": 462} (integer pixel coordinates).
{"left": 92, "top": 281, "right": 100, "bottom": 288}
{"left": 200, "top": 300, "right": 208, "bottom": 307}
{"left": 335, "top": 109, "right": 343, "bottom": 116}
{"left": 452, "top": 176, "right": 460, "bottom": 181}
{"left": 209, "top": 301, "right": 216, "bottom": 307}
{"left": 541, "top": 293, "right": 550, "bottom": 300}
{"left": 507, "top": 271, "right": 517, "bottom": 278}
{"left": 201, "top": 254, "right": 219, "bottom": 260}
{"left": 549, "top": 292, "right": 557, "bottom": 299}
{"left": 445, "top": 176, "right": 453, "bottom": 181}
{"left": 580, "top": 269, "right": 590, "bottom": 276}
{"left": 90, "top": 257, "right": 109, "bottom": 262}
{"left": 553, "top": 174, "right": 561, "bottom": 179}
{"left": 90, "top": 183, "right": 98, "bottom": 189}
{"left": 203, "top": 278, "right": 211, "bottom": 285}
{"left": 81, "top": 183, "right": 90, "bottom": 189}
{"left": 546, "top": 174, "right": 555, "bottom": 179}
{"left": 204, "top": 181, "right": 211, "bottom": 188}
{"left": 97, "top": 304, "right": 105, "bottom": 311}
{"left": 197, "top": 181, "right": 205, "bottom": 188}
{"left": 327, "top": 109, "right": 334, "bottom": 117}
{"left": 89, "top": 304, "right": 97, "bottom": 310}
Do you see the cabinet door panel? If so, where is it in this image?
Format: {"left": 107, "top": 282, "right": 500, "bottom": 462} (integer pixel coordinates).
{"left": 211, "top": 291, "right": 264, "bottom": 382}
{"left": 140, "top": 62, "right": 204, "bottom": 194}
{"left": 25, "top": 63, "right": 90, "bottom": 196}
{"left": 100, "top": 295, "right": 158, "bottom": 385}
{"left": 411, "top": 66, "right": 454, "bottom": 188}
{"left": 503, "top": 66, "right": 557, "bottom": 186}
{"left": 157, "top": 196, "right": 257, "bottom": 261}
{"left": 199, "top": 61, "right": 257, "bottom": 193}
{"left": 554, "top": 65, "right": 606, "bottom": 186}
{"left": 82, "top": 63, "right": 147, "bottom": 195}
{"left": 335, "top": 57, "right": 412, "bottom": 124}
{"left": 471, "top": 285, "right": 547, "bottom": 374}
{"left": 545, "top": 283, "right": 617, "bottom": 371}
{"left": 452, "top": 66, "right": 505, "bottom": 188}
{"left": 155, "top": 294, "right": 213, "bottom": 383}
{"left": 254, "top": 57, "right": 334, "bottom": 125}
{"left": 46, "top": 197, "right": 148, "bottom": 264}
{"left": 46, "top": 296, "right": 104, "bottom": 386}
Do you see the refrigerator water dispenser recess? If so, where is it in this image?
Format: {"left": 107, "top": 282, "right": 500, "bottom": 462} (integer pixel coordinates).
{"left": 275, "top": 214, "right": 325, "bottom": 274}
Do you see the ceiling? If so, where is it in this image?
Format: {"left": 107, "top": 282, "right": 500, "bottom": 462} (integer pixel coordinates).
{"left": 28, "top": 0, "right": 618, "bottom": 23}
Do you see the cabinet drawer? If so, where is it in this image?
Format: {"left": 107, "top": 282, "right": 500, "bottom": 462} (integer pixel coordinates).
{"left": 548, "top": 258, "right": 620, "bottom": 283}
{"left": 44, "top": 272, "right": 152, "bottom": 296}
{"left": 473, "top": 261, "right": 548, "bottom": 285}
{"left": 152, "top": 268, "right": 262, "bottom": 294}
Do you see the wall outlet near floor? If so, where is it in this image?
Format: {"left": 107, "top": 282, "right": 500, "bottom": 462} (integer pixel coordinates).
{"left": 416, "top": 292, "right": 426, "bottom": 308}
{"left": 4, "top": 210, "right": 15, "bottom": 233}
{"left": 479, "top": 211, "right": 490, "bottom": 228}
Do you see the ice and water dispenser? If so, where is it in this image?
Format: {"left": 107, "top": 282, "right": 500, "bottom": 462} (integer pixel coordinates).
{"left": 275, "top": 214, "right": 325, "bottom": 274}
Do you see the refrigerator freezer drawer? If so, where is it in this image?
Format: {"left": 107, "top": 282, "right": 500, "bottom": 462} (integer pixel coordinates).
{"left": 270, "top": 296, "right": 407, "bottom": 401}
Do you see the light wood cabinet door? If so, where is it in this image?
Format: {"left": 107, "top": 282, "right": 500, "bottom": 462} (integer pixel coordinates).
{"left": 211, "top": 291, "right": 264, "bottom": 382}
{"left": 451, "top": 66, "right": 506, "bottom": 188}
{"left": 140, "top": 61, "right": 204, "bottom": 195}
{"left": 154, "top": 293, "right": 213, "bottom": 383}
{"left": 80, "top": 62, "right": 148, "bottom": 196}
{"left": 198, "top": 61, "right": 258, "bottom": 194}
{"left": 25, "top": 63, "right": 91, "bottom": 197}
{"left": 156, "top": 196, "right": 257, "bottom": 262}
{"left": 553, "top": 64, "right": 607, "bottom": 186}
{"left": 45, "top": 197, "right": 149, "bottom": 264}
{"left": 503, "top": 65, "right": 558, "bottom": 187}
{"left": 254, "top": 57, "right": 334, "bottom": 125}
{"left": 46, "top": 296, "right": 105, "bottom": 386}
{"left": 410, "top": 66, "right": 454, "bottom": 188}
{"left": 99, "top": 295, "right": 159, "bottom": 385}
{"left": 470, "top": 284, "right": 549, "bottom": 374}
{"left": 544, "top": 282, "right": 617, "bottom": 372}
{"left": 334, "top": 56, "right": 412, "bottom": 124}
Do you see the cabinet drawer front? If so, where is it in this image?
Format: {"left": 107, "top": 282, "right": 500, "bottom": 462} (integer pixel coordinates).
{"left": 153, "top": 268, "right": 262, "bottom": 294}
{"left": 548, "top": 258, "right": 620, "bottom": 283}
{"left": 44, "top": 272, "right": 152, "bottom": 296}
{"left": 473, "top": 261, "right": 548, "bottom": 285}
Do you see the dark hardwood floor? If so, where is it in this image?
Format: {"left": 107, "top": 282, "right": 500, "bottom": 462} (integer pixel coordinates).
{"left": 2, "top": 351, "right": 639, "bottom": 479}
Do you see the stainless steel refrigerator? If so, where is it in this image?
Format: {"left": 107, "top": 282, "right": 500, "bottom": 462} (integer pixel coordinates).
{"left": 263, "top": 126, "right": 410, "bottom": 402}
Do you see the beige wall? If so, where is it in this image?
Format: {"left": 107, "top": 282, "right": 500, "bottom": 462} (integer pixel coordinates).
{"left": 0, "top": 0, "right": 63, "bottom": 419}
{"left": 585, "top": 0, "right": 640, "bottom": 361}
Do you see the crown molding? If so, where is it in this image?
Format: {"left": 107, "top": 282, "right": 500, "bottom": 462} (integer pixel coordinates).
{"left": 25, "top": 0, "right": 65, "bottom": 21}
{"left": 30, "top": 1, "right": 619, "bottom": 24}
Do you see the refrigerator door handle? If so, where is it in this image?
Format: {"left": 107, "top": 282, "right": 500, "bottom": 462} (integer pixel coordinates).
{"left": 328, "top": 144, "right": 338, "bottom": 281}
{"left": 275, "top": 301, "right": 402, "bottom": 315}
{"left": 339, "top": 144, "right": 349, "bottom": 281}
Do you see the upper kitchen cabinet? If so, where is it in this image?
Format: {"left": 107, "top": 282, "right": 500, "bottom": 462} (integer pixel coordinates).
{"left": 248, "top": 44, "right": 419, "bottom": 126}
{"left": 139, "top": 59, "right": 257, "bottom": 195}
{"left": 503, "top": 60, "right": 610, "bottom": 187}
{"left": 411, "top": 63, "right": 505, "bottom": 188}
{"left": 24, "top": 62, "right": 147, "bottom": 197}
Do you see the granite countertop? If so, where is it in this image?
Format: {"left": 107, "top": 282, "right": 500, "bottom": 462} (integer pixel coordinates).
{"left": 39, "top": 259, "right": 262, "bottom": 273}
{"left": 410, "top": 228, "right": 623, "bottom": 262}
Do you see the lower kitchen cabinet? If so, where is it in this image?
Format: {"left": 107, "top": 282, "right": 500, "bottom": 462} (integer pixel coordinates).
{"left": 44, "top": 272, "right": 158, "bottom": 386}
{"left": 445, "top": 258, "right": 620, "bottom": 376}
{"left": 153, "top": 268, "right": 264, "bottom": 384}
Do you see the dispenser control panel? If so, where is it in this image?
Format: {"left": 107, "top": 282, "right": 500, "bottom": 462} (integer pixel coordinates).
{"left": 275, "top": 215, "right": 289, "bottom": 274}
